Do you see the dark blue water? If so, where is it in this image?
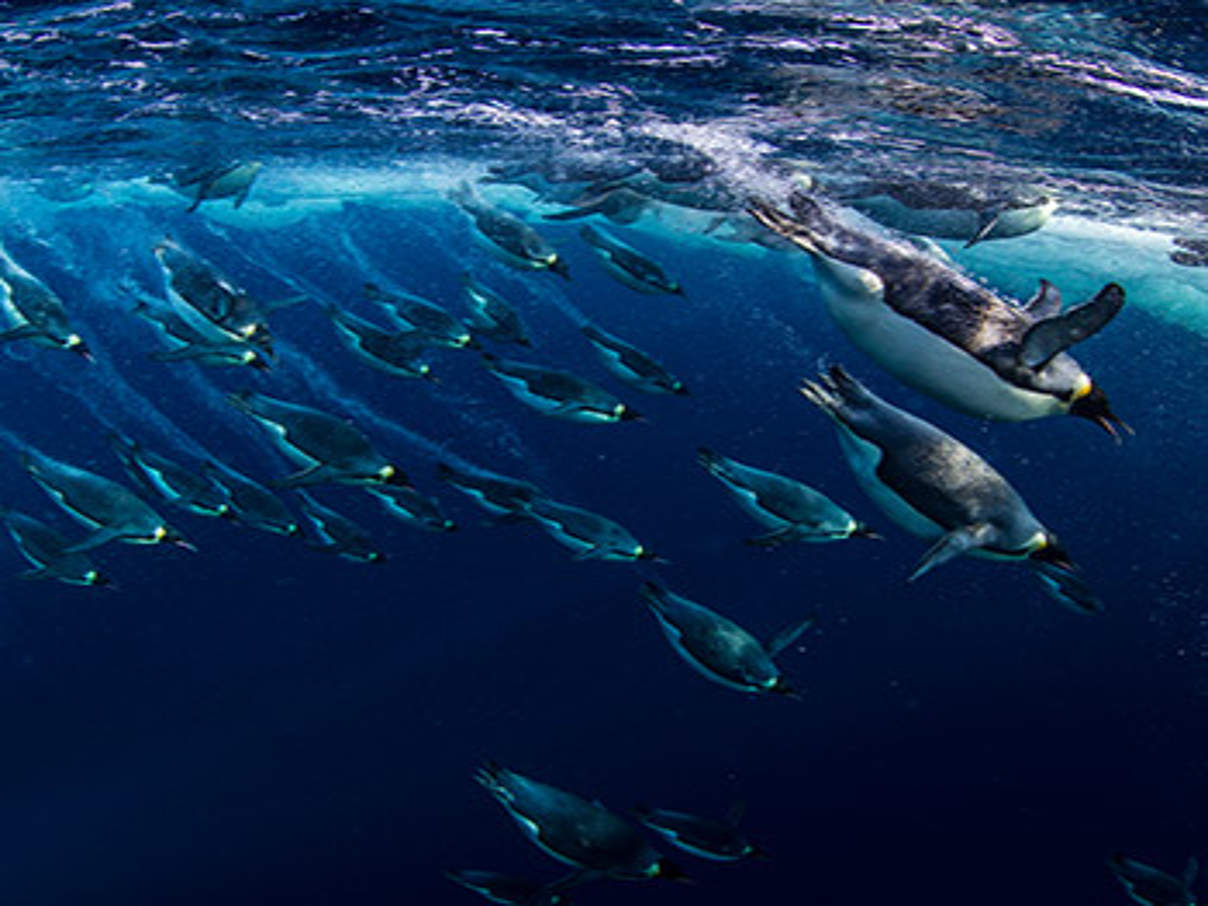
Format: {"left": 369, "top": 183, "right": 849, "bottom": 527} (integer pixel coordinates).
{"left": 0, "top": 3, "right": 1206, "bottom": 905}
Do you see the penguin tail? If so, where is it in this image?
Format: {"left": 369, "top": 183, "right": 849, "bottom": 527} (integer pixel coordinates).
{"left": 695, "top": 446, "right": 722, "bottom": 472}
{"left": 473, "top": 760, "right": 507, "bottom": 794}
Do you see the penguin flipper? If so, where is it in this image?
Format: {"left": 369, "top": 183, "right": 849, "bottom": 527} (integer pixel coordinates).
{"left": 1019, "top": 283, "right": 1125, "bottom": 370}
{"left": 572, "top": 545, "right": 604, "bottom": 561}
{"left": 766, "top": 614, "right": 816, "bottom": 657}
{"left": 908, "top": 525, "right": 993, "bottom": 581}
{"left": 0, "top": 324, "right": 42, "bottom": 343}
{"left": 1023, "top": 279, "right": 1062, "bottom": 319}
{"left": 964, "top": 208, "right": 1002, "bottom": 248}
{"left": 273, "top": 464, "right": 336, "bottom": 489}
{"left": 1030, "top": 561, "right": 1104, "bottom": 615}
{"left": 186, "top": 183, "right": 209, "bottom": 213}
{"left": 64, "top": 527, "right": 124, "bottom": 553}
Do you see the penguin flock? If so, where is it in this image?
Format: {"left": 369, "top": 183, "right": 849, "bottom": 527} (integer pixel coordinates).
{"left": 0, "top": 150, "right": 1191, "bottom": 906}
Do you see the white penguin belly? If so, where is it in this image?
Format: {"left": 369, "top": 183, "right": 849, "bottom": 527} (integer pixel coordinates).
{"left": 814, "top": 261, "right": 1065, "bottom": 421}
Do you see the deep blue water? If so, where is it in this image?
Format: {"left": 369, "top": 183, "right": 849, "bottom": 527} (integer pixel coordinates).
{"left": 0, "top": 3, "right": 1207, "bottom": 906}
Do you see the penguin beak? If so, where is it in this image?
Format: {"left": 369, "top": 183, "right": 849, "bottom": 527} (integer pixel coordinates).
{"left": 548, "top": 256, "right": 571, "bottom": 280}
{"left": 1069, "top": 384, "right": 1132, "bottom": 442}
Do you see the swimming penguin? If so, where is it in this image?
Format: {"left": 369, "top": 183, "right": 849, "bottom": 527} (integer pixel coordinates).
{"left": 108, "top": 433, "right": 231, "bottom": 519}
{"left": 451, "top": 182, "right": 570, "bottom": 278}
{"left": 153, "top": 239, "right": 276, "bottom": 355}
{"left": 840, "top": 180, "right": 1058, "bottom": 248}
{"left": 445, "top": 869, "right": 574, "bottom": 906}
{"left": 0, "top": 246, "right": 91, "bottom": 360}
{"left": 639, "top": 581, "right": 813, "bottom": 696}
{"left": 295, "top": 492, "right": 385, "bottom": 563}
{"left": 130, "top": 296, "right": 270, "bottom": 370}
{"left": 172, "top": 160, "right": 262, "bottom": 213}
{"left": 366, "top": 484, "right": 456, "bottom": 532}
{"left": 799, "top": 364, "right": 1101, "bottom": 613}
{"left": 578, "top": 225, "right": 683, "bottom": 296}
{"left": 201, "top": 460, "right": 300, "bottom": 537}
{"left": 578, "top": 324, "right": 687, "bottom": 396}
{"left": 364, "top": 284, "right": 476, "bottom": 349}
{"left": 748, "top": 195, "right": 1127, "bottom": 434}
{"left": 317, "top": 301, "right": 434, "bottom": 380}
{"left": 436, "top": 461, "right": 542, "bottom": 520}
{"left": 474, "top": 762, "right": 685, "bottom": 883}
{"left": 697, "top": 447, "right": 875, "bottom": 546}
{"left": 482, "top": 355, "right": 641, "bottom": 424}
{"left": 0, "top": 507, "right": 110, "bottom": 587}
{"left": 21, "top": 447, "right": 193, "bottom": 552}
{"left": 1107, "top": 854, "right": 1198, "bottom": 906}
{"left": 634, "top": 804, "right": 765, "bottom": 863}
{"left": 527, "top": 497, "right": 654, "bottom": 562}
{"left": 462, "top": 275, "right": 532, "bottom": 347}
{"left": 226, "top": 390, "right": 408, "bottom": 488}
{"left": 542, "top": 186, "right": 650, "bottom": 225}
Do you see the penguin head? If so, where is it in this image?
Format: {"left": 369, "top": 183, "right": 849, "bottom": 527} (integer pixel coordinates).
{"left": 1028, "top": 533, "right": 1075, "bottom": 572}
{"left": 617, "top": 404, "right": 644, "bottom": 423}
{"left": 547, "top": 254, "right": 571, "bottom": 280}
{"left": 284, "top": 522, "right": 302, "bottom": 537}
{"left": 379, "top": 464, "right": 410, "bottom": 487}
{"left": 84, "top": 569, "right": 111, "bottom": 588}
{"left": 64, "top": 334, "right": 93, "bottom": 362}
{"left": 768, "top": 676, "right": 803, "bottom": 700}
{"left": 243, "top": 349, "right": 271, "bottom": 371}
{"left": 671, "top": 381, "right": 689, "bottom": 396}
{"left": 1069, "top": 383, "right": 1130, "bottom": 440}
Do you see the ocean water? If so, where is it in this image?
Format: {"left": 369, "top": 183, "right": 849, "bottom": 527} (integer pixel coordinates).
{"left": 0, "top": 3, "right": 1206, "bottom": 905}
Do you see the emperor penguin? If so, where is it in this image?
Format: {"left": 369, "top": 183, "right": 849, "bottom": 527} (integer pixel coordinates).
{"left": 108, "top": 432, "right": 231, "bottom": 519}
{"left": 799, "top": 364, "right": 1101, "bottom": 613}
{"left": 130, "top": 295, "right": 270, "bottom": 370}
{"left": 482, "top": 355, "right": 641, "bottom": 424}
{"left": 749, "top": 195, "right": 1127, "bottom": 435}
{"left": 226, "top": 391, "right": 407, "bottom": 488}
{"left": 0, "top": 247, "right": 91, "bottom": 360}
{"left": 579, "top": 324, "right": 687, "bottom": 396}
{"left": 366, "top": 484, "right": 456, "bottom": 532}
{"left": 364, "top": 284, "right": 475, "bottom": 349}
{"left": 527, "top": 497, "right": 654, "bottom": 562}
{"left": 444, "top": 868, "right": 574, "bottom": 906}
{"left": 1107, "top": 854, "right": 1198, "bottom": 906}
{"left": 436, "top": 461, "right": 542, "bottom": 520}
{"left": 474, "top": 762, "right": 686, "bottom": 883}
{"left": 172, "top": 160, "right": 262, "bottom": 213}
{"left": 634, "top": 804, "right": 765, "bottom": 863}
{"left": 317, "top": 301, "right": 433, "bottom": 380}
{"left": 21, "top": 447, "right": 193, "bottom": 552}
{"left": 201, "top": 460, "right": 300, "bottom": 537}
{"left": 578, "top": 225, "right": 683, "bottom": 295}
{"left": 0, "top": 507, "right": 110, "bottom": 587}
{"left": 640, "top": 581, "right": 814, "bottom": 697}
{"left": 295, "top": 491, "right": 384, "bottom": 563}
{"left": 451, "top": 183, "right": 570, "bottom": 278}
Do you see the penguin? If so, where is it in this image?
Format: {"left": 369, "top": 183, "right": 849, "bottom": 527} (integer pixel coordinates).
{"left": 0, "top": 507, "right": 110, "bottom": 587}
{"left": 226, "top": 390, "right": 408, "bottom": 488}
{"left": 639, "top": 581, "right": 813, "bottom": 696}
{"left": 317, "top": 301, "right": 434, "bottom": 379}
{"left": 578, "top": 224, "right": 683, "bottom": 295}
{"left": 153, "top": 239, "right": 276, "bottom": 355}
{"left": 840, "top": 180, "right": 1058, "bottom": 247}
{"left": 579, "top": 324, "right": 687, "bottom": 395}
{"left": 799, "top": 364, "right": 1101, "bottom": 613}
{"left": 366, "top": 484, "right": 456, "bottom": 532}
{"left": 462, "top": 275, "right": 532, "bottom": 347}
{"left": 451, "top": 182, "right": 570, "bottom": 278}
{"left": 444, "top": 869, "right": 574, "bottom": 906}
{"left": 1108, "top": 854, "right": 1198, "bottom": 906}
{"left": 542, "top": 186, "right": 649, "bottom": 225}
{"left": 201, "top": 461, "right": 299, "bottom": 536}
{"left": 696, "top": 447, "right": 875, "bottom": 546}
{"left": 108, "top": 433, "right": 231, "bottom": 519}
{"left": 527, "top": 497, "right": 654, "bottom": 562}
{"left": 295, "top": 492, "right": 385, "bottom": 564}
{"left": 130, "top": 295, "right": 270, "bottom": 370}
{"left": 364, "top": 284, "right": 476, "bottom": 349}
{"left": 0, "top": 246, "right": 91, "bottom": 360}
{"left": 634, "top": 804, "right": 765, "bottom": 863}
{"left": 172, "top": 160, "right": 262, "bottom": 213}
{"left": 474, "top": 762, "right": 685, "bottom": 882}
{"left": 482, "top": 355, "right": 641, "bottom": 424}
{"left": 435, "top": 461, "right": 542, "bottom": 520}
{"left": 21, "top": 447, "right": 193, "bottom": 552}
{"left": 748, "top": 195, "right": 1127, "bottom": 435}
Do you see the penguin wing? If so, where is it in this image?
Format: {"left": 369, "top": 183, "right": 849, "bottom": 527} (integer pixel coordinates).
{"left": 1019, "top": 283, "right": 1124, "bottom": 369}
{"left": 908, "top": 524, "right": 995, "bottom": 581}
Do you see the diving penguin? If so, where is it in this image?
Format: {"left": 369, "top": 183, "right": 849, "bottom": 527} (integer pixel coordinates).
{"left": 451, "top": 182, "right": 570, "bottom": 278}
{"left": 227, "top": 390, "right": 408, "bottom": 488}
{"left": 364, "top": 284, "right": 475, "bottom": 349}
{"left": 317, "top": 301, "right": 433, "bottom": 379}
{"left": 0, "top": 507, "right": 110, "bottom": 587}
{"left": 1108, "top": 854, "right": 1198, "bottom": 906}
{"left": 527, "top": 497, "right": 655, "bottom": 562}
{"left": 201, "top": 460, "right": 300, "bottom": 536}
{"left": 108, "top": 432, "right": 231, "bottom": 519}
{"left": 748, "top": 195, "right": 1127, "bottom": 434}
{"left": 462, "top": 275, "right": 532, "bottom": 347}
{"left": 800, "top": 364, "right": 1101, "bottom": 613}
{"left": 482, "top": 355, "right": 640, "bottom": 424}
{"left": 445, "top": 869, "right": 574, "bottom": 906}
{"left": 640, "top": 581, "right": 813, "bottom": 696}
{"left": 0, "top": 246, "right": 91, "bottom": 360}
{"left": 474, "top": 762, "right": 685, "bottom": 883}
{"left": 171, "top": 160, "right": 262, "bottom": 213}
{"left": 697, "top": 447, "right": 875, "bottom": 545}
{"left": 295, "top": 491, "right": 385, "bottom": 563}
{"left": 578, "top": 225, "right": 683, "bottom": 296}
{"left": 130, "top": 295, "right": 270, "bottom": 370}
{"left": 634, "top": 804, "right": 765, "bottom": 863}
{"left": 436, "top": 461, "right": 542, "bottom": 520}
{"left": 22, "top": 446, "right": 193, "bottom": 552}
{"left": 579, "top": 324, "right": 687, "bottom": 395}
{"left": 366, "top": 484, "right": 456, "bottom": 532}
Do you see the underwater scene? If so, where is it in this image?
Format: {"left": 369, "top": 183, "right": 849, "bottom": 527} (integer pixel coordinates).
{"left": 0, "top": 2, "right": 1206, "bottom": 904}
